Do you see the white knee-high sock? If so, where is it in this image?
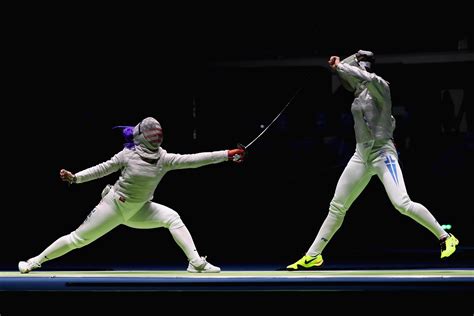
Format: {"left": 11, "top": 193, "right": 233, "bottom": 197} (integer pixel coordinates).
{"left": 307, "top": 210, "right": 344, "bottom": 256}
{"left": 169, "top": 225, "right": 200, "bottom": 262}
{"left": 406, "top": 202, "right": 447, "bottom": 239}
{"left": 30, "top": 235, "right": 76, "bottom": 264}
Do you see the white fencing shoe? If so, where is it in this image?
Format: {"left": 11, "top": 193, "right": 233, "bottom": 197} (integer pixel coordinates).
{"left": 18, "top": 259, "right": 41, "bottom": 274}
{"left": 187, "top": 256, "right": 221, "bottom": 273}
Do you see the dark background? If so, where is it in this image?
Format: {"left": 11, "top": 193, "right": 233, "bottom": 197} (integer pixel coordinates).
{"left": 3, "top": 11, "right": 473, "bottom": 271}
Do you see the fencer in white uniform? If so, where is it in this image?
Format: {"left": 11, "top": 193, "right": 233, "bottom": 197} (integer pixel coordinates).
{"left": 19, "top": 117, "right": 246, "bottom": 273}
{"left": 287, "top": 51, "right": 459, "bottom": 270}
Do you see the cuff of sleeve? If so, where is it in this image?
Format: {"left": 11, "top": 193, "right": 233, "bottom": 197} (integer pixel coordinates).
{"left": 73, "top": 175, "right": 81, "bottom": 184}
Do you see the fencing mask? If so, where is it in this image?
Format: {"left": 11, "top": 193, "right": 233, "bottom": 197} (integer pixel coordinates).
{"left": 133, "top": 117, "right": 163, "bottom": 160}
{"left": 355, "top": 49, "right": 375, "bottom": 72}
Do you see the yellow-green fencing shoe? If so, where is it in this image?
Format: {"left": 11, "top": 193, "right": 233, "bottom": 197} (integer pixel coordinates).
{"left": 286, "top": 254, "right": 323, "bottom": 271}
{"left": 440, "top": 234, "right": 459, "bottom": 258}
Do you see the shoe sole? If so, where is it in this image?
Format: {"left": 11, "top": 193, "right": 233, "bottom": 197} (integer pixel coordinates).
{"left": 286, "top": 261, "right": 324, "bottom": 271}
{"left": 187, "top": 270, "right": 221, "bottom": 273}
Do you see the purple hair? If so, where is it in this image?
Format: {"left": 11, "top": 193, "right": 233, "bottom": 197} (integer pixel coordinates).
{"left": 113, "top": 126, "right": 135, "bottom": 149}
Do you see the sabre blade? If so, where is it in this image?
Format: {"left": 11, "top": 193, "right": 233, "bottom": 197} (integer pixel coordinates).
{"left": 244, "top": 88, "right": 303, "bottom": 149}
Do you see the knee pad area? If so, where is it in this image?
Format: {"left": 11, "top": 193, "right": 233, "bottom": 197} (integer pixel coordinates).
{"left": 394, "top": 199, "right": 412, "bottom": 216}
{"left": 329, "top": 201, "right": 347, "bottom": 218}
{"left": 69, "top": 232, "right": 89, "bottom": 248}
{"left": 168, "top": 215, "right": 184, "bottom": 230}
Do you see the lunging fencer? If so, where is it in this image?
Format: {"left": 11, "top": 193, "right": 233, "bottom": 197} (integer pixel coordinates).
{"left": 18, "top": 117, "right": 246, "bottom": 273}
{"left": 287, "top": 50, "right": 459, "bottom": 270}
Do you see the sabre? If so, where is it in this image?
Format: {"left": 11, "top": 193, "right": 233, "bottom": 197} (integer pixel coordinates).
{"left": 239, "top": 87, "right": 303, "bottom": 151}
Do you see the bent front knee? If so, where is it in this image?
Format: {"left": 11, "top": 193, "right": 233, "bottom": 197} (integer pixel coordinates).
{"left": 167, "top": 214, "right": 184, "bottom": 230}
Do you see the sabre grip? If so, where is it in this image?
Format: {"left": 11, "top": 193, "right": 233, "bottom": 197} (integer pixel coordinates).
{"left": 228, "top": 144, "right": 246, "bottom": 163}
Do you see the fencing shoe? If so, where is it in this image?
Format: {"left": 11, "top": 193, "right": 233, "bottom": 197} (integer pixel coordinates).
{"left": 18, "top": 259, "right": 41, "bottom": 274}
{"left": 187, "top": 256, "right": 221, "bottom": 273}
{"left": 286, "top": 254, "right": 323, "bottom": 271}
{"left": 440, "top": 234, "right": 459, "bottom": 258}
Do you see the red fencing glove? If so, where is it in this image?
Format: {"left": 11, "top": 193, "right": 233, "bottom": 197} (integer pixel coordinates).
{"left": 228, "top": 147, "right": 246, "bottom": 163}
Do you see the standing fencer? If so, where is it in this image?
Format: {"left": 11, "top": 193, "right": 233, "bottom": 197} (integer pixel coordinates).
{"left": 19, "top": 117, "right": 246, "bottom": 273}
{"left": 287, "top": 50, "right": 459, "bottom": 270}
